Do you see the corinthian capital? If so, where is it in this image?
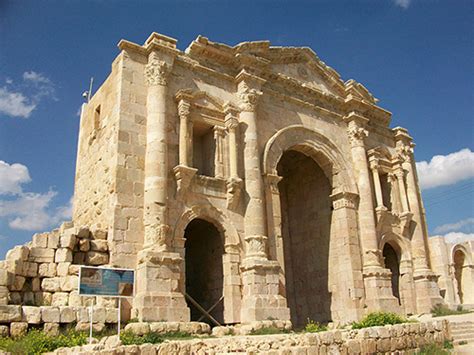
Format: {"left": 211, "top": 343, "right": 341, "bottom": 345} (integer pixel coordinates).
{"left": 347, "top": 120, "right": 368, "bottom": 147}
{"left": 237, "top": 81, "right": 262, "bottom": 111}
{"left": 177, "top": 100, "right": 191, "bottom": 120}
{"left": 396, "top": 142, "right": 415, "bottom": 163}
{"left": 144, "top": 51, "right": 169, "bottom": 86}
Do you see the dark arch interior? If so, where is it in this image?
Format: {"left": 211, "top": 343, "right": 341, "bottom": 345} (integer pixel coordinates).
{"left": 383, "top": 243, "right": 401, "bottom": 304}
{"left": 277, "top": 150, "right": 332, "bottom": 327}
{"left": 453, "top": 249, "right": 466, "bottom": 303}
{"left": 184, "top": 218, "right": 224, "bottom": 325}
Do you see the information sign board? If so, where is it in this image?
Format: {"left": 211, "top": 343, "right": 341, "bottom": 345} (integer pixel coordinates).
{"left": 78, "top": 266, "right": 134, "bottom": 297}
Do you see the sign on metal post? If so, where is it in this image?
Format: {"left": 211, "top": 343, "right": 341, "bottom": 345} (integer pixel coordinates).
{"left": 78, "top": 266, "right": 135, "bottom": 341}
{"left": 79, "top": 266, "right": 135, "bottom": 297}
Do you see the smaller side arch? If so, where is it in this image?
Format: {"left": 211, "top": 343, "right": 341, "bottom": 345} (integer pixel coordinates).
{"left": 173, "top": 204, "right": 241, "bottom": 252}
{"left": 450, "top": 244, "right": 472, "bottom": 266}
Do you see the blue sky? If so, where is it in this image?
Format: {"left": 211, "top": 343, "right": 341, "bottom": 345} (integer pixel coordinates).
{"left": 0, "top": 0, "right": 473, "bottom": 258}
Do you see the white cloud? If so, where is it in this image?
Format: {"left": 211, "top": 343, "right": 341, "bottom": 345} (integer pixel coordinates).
{"left": 394, "top": 0, "right": 411, "bottom": 9}
{"left": 416, "top": 148, "right": 474, "bottom": 190}
{"left": 0, "top": 160, "right": 72, "bottom": 231}
{"left": 0, "top": 161, "right": 31, "bottom": 195}
{"left": 0, "top": 87, "right": 37, "bottom": 118}
{"left": 432, "top": 232, "right": 474, "bottom": 245}
{"left": 23, "top": 71, "right": 51, "bottom": 84}
{"left": 0, "top": 71, "right": 56, "bottom": 118}
{"left": 434, "top": 217, "right": 474, "bottom": 234}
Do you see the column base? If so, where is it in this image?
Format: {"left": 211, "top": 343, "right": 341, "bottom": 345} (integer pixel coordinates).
{"left": 413, "top": 268, "right": 443, "bottom": 314}
{"left": 363, "top": 266, "right": 401, "bottom": 314}
{"left": 132, "top": 249, "right": 190, "bottom": 322}
{"left": 240, "top": 258, "right": 290, "bottom": 323}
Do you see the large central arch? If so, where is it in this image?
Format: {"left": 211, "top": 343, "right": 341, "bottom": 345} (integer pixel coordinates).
{"left": 263, "top": 125, "right": 364, "bottom": 323}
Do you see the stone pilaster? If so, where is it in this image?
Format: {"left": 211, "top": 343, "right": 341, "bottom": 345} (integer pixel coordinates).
{"left": 344, "top": 112, "right": 400, "bottom": 313}
{"left": 329, "top": 191, "right": 365, "bottom": 322}
{"left": 236, "top": 70, "right": 290, "bottom": 323}
{"left": 394, "top": 127, "right": 443, "bottom": 313}
{"left": 134, "top": 35, "right": 189, "bottom": 322}
{"left": 224, "top": 105, "right": 243, "bottom": 210}
{"left": 214, "top": 126, "right": 226, "bottom": 179}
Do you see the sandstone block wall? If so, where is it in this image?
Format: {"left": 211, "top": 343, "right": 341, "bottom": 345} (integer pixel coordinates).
{"left": 0, "top": 222, "right": 119, "bottom": 337}
{"left": 53, "top": 319, "right": 451, "bottom": 355}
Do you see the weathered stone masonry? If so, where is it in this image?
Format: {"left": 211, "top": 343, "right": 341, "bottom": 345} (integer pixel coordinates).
{"left": 0, "top": 32, "right": 453, "bottom": 335}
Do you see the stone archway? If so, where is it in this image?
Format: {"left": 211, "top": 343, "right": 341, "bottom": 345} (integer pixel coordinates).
{"left": 184, "top": 218, "right": 224, "bottom": 324}
{"left": 453, "top": 248, "right": 467, "bottom": 304}
{"left": 383, "top": 243, "right": 401, "bottom": 304}
{"left": 277, "top": 149, "right": 332, "bottom": 326}
{"left": 262, "top": 125, "right": 365, "bottom": 323}
{"left": 174, "top": 205, "right": 242, "bottom": 324}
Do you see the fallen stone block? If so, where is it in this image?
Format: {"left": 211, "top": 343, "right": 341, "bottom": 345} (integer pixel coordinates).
{"left": 0, "top": 325, "right": 9, "bottom": 337}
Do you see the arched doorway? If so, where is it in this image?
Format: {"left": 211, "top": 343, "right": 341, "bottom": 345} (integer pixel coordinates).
{"left": 453, "top": 249, "right": 466, "bottom": 303}
{"left": 184, "top": 218, "right": 224, "bottom": 324}
{"left": 277, "top": 150, "right": 332, "bottom": 327}
{"left": 383, "top": 243, "right": 401, "bottom": 304}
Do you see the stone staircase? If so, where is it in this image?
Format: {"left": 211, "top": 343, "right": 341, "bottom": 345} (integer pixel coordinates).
{"left": 450, "top": 321, "right": 474, "bottom": 345}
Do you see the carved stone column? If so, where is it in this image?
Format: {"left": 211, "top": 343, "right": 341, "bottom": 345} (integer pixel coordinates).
{"left": 236, "top": 70, "right": 290, "bottom": 323}
{"left": 142, "top": 50, "right": 172, "bottom": 250}
{"left": 344, "top": 112, "right": 382, "bottom": 269}
{"left": 394, "top": 127, "right": 442, "bottom": 313}
{"left": 224, "top": 105, "right": 243, "bottom": 210}
{"left": 237, "top": 70, "right": 268, "bottom": 261}
{"left": 214, "top": 126, "right": 226, "bottom": 179}
{"left": 395, "top": 163, "right": 410, "bottom": 213}
{"left": 134, "top": 40, "right": 189, "bottom": 322}
{"left": 173, "top": 92, "right": 197, "bottom": 198}
{"left": 369, "top": 158, "right": 385, "bottom": 211}
{"left": 344, "top": 112, "right": 399, "bottom": 313}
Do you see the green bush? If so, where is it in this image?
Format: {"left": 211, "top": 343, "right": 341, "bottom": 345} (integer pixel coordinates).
{"left": 120, "top": 331, "right": 193, "bottom": 345}
{"left": 351, "top": 312, "right": 407, "bottom": 329}
{"left": 249, "top": 326, "right": 289, "bottom": 335}
{"left": 304, "top": 319, "right": 327, "bottom": 333}
{"left": 0, "top": 329, "right": 88, "bottom": 355}
{"left": 418, "top": 341, "right": 453, "bottom": 355}
{"left": 431, "top": 304, "right": 470, "bottom": 317}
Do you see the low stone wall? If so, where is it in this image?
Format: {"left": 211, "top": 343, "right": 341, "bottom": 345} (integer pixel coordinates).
{"left": 0, "top": 223, "right": 117, "bottom": 337}
{"left": 51, "top": 319, "right": 451, "bottom": 354}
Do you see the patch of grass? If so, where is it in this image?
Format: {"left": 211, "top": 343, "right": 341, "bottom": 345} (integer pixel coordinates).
{"left": 249, "top": 326, "right": 290, "bottom": 335}
{"left": 351, "top": 312, "right": 408, "bottom": 329}
{"left": 431, "top": 304, "right": 471, "bottom": 317}
{"left": 0, "top": 329, "right": 88, "bottom": 355}
{"left": 304, "top": 319, "right": 327, "bottom": 333}
{"left": 120, "top": 331, "right": 194, "bottom": 345}
{"left": 418, "top": 341, "right": 453, "bottom": 355}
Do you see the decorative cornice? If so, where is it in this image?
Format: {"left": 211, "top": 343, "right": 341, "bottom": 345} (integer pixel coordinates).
{"left": 330, "top": 191, "right": 359, "bottom": 210}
